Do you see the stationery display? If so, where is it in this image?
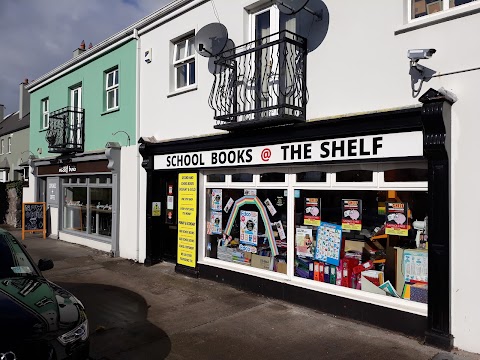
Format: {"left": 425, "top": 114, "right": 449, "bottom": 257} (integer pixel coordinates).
{"left": 385, "top": 202, "right": 409, "bottom": 236}
{"left": 314, "top": 222, "right": 342, "bottom": 266}
{"left": 211, "top": 189, "right": 222, "bottom": 211}
{"left": 304, "top": 198, "right": 321, "bottom": 226}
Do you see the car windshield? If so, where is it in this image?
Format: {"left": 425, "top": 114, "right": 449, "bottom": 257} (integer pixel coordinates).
{"left": 0, "top": 232, "right": 38, "bottom": 278}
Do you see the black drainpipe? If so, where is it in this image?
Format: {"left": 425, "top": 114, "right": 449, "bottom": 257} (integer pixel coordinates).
{"left": 419, "top": 88, "right": 454, "bottom": 350}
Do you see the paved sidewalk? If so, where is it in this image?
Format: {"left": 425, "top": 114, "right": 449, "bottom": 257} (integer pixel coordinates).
{"left": 5, "top": 225, "right": 479, "bottom": 360}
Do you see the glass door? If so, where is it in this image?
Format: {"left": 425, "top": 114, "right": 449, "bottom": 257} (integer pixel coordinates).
{"left": 70, "top": 86, "right": 82, "bottom": 148}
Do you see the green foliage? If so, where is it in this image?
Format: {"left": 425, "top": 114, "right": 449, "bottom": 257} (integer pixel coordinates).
{"left": 6, "top": 180, "right": 23, "bottom": 198}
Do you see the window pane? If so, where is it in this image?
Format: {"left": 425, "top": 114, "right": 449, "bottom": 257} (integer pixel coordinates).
{"left": 114, "top": 69, "right": 119, "bottom": 85}
{"left": 384, "top": 168, "right": 428, "bottom": 182}
{"left": 187, "top": 37, "right": 195, "bottom": 56}
{"left": 205, "top": 188, "right": 288, "bottom": 273}
{"left": 451, "top": 0, "right": 475, "bottom": 6}
{"left": 90, "top": 188, "right": 112, "bottom": 237}
{"left": 336, "top": 170, "right": 373, "bottom": 182}
{"left": 176, "top": 64, "right": 187, "bottom": 88}
{"left": 232, "top": 173, "right": 253, "bottom": 182}
{"left": 114, "top": 88, "right": 119, "bottom": 107}
{"left": 107, "top": 89, "right": 115, "bottom": 109}
{"left": 107, "top": 72, "right": 114, "bottom": 88}
{"left": 296, "top": 171, "right": 327, "bottom": 183}
{"left": 63, "top": 187, "right": 87, "bottom": 233}
{"left": 188, "top": 61, "right": 196, "bottom": 85}
{"left": 260, "top": 173, "right": 285, "bottom": 182}
{"left": 412, "top": 0, "right": 443, "bottom": 19}
{"left": 207, "top": 174, "right": 226, "bottom": 182}
{"left": 176, "top": 40, "right": 186, "bottom": 61}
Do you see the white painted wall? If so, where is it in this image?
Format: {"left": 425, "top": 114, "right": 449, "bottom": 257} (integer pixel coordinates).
{"left": 137, "top": 0, "right": 480, "bottom": 352}
{"left": 118, "top": 145, "right": 141, "bottom": 260}
{"left": 48, "top": 207, "right": 58, "bottom": 238}
{"left": 22, "top": 166, "right": 36, "bottom": 203}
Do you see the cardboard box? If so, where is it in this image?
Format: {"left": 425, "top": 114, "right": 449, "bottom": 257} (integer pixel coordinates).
{"left": 276, "top": 261, "right": 287, "bottom": 274}
{"left": 251, "top": 254, "right": 272, "bottom": 270}
{"left": 345, "top": 239, "right": 365, "bottom": 252}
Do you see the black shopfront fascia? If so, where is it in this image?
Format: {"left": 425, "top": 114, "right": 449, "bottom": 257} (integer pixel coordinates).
{"left": 139, "top": 102, "right": 452, "bottom": 350}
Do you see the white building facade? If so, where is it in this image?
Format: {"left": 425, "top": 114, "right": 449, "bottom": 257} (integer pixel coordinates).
{"left": 133, "top": 0, "right": 480, "bottom": 353}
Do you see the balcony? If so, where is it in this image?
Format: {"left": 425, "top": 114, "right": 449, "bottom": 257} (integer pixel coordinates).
{"left": 209, "top": 30, "right": 308, "bottom": 131}
{"left": 46, "top": 106, "right": 84, "bottom": 153}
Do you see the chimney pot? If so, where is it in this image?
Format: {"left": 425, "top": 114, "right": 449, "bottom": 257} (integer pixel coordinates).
{"left": 88, "top": 42, "right": 93, "bottom": 49}
{"left": 80, "top": 40, "right": 85, "bottom": 50}
{"left": 24, "top": 78, "right": 28, "bottom": 84}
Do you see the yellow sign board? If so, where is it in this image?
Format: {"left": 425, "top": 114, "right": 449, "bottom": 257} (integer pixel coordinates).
{"left": 177, "top": 173, "right": 197, "bottom": 268}
{"left": 152, "top": 202, "right": 161, "bottom": 217}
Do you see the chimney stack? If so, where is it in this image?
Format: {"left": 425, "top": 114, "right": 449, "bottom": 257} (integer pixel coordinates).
{"left": 88, "top": 42, "right": 93, "bottom": 49}
{"left": 73, "top": 40, "right": 86, "bottom": 58}
{"left": 19, "top": 78, "right": 30, "bottom": 120}
{"left": 0, "top": 104, "right": 4, "bottom": 123}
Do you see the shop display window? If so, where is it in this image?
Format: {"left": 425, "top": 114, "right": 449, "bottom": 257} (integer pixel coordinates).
{"left": 205, "top": 188, "right": 288, "bottom": 273}
{"left": 207, "top": 174, "right": 226, "bottom": 182}
{"left": 64, "top": 187, "right": 87, "bottom": 232}
{"left": 294, "top": 189, "right": 428, "bottom": 304}
{"left": 61, "top": 176, "right": 113, "bottom": 239}
{"left": 90, "top": 188, "right": 113, "bottom": 237}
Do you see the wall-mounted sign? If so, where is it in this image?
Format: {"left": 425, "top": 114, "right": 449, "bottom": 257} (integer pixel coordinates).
{"left": 177, "top": 173, "right": 198, "bottom": 268}
{"left": 38, "top": 160, "right": 110, "bottom": 176}
{"left": 59, "top": 165, "right": 77, "bottom": 174}
{"left": 154, "top": 131, "right": 423, "bottom": 170}
{"left": 152, "top": 202, "right": 161, "bottom": 217}
{"left": 46, "top": 178, "right": 59, "bottom": 207}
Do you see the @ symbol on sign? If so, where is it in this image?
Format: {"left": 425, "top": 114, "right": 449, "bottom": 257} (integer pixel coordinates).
{"left": 0, "top": 352, "right": 16, "bottom": 360}
{"left": 261, "top": 148, "right": 272, "bottom": 162}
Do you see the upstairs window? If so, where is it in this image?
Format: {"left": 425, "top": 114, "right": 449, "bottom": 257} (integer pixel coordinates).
{"left": 42, "top": 98, "right": 49, "bottom": 129}
{"left": 173, "top": 35, "right": 196, "bottom": 90}
{"left": 0, "top": 139, "right": 3, "bottom": 155}
{"left": 411, "top": 0, "right": 477, "bottom": 19}
{"left": 105, "top": 68, "right": 119, "bottom": 111}
{"left": 7, "top": 137, "right": 11, "bottom": 153}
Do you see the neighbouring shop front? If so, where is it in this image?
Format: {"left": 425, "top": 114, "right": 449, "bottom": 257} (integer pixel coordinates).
{"left": 32, "top": 149, "right": 121, "bottom": 255}
{"left": 140, "top": 99, "right": 452, "bottom": 349}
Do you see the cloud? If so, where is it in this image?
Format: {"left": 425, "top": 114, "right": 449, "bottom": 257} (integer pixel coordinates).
{"left": 0, "top": 0, "right": 169, "bottom": 116}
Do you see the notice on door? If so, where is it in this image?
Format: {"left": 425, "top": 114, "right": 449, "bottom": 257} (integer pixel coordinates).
{"left": 177, "top": 173, "right": 198, "bottom": 268}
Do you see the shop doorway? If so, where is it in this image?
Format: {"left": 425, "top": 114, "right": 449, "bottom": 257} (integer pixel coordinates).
{"left": 152, "top": 171, "right": 178, "bottom": 262}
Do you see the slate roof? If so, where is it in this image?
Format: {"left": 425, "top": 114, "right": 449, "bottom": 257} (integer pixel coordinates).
{"left": 0, "top": 111, "right": 30, "bottom": 137}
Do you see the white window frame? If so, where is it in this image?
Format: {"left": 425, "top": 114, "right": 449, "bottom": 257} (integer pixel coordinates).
{"left": 0, "top": 170, "right": 8, "bottom": 182}
{"left": 408, "top": 0, "right": 478, "bottom": 21}
{"left": 42, "top": 98, "right": 49, "bottom": 129}
{"left": 105, "top": 69, "right": 119, "bottom": 111}
{"left": 201, "top": 161, "right": 429, "bottom": 316}
{"left": 7, "top": 137, "right": 11, "bottom": 154}
{"left": 173, "top": 35, "right": 196, "bottom": 90}
{"left": 0, "top": 139, "right": 4, "bottom": 155}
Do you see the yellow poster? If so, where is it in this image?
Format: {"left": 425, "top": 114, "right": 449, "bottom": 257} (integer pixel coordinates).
{"left": 177, "top": 173, "right": 197, "bottom": 268}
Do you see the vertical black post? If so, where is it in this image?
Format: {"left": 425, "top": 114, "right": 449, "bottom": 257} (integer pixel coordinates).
{"left": 139, "top": 141, "right": 154, "bottom": 267}
{"left": 419, "top": 89, "right": 454, "bottom": 350}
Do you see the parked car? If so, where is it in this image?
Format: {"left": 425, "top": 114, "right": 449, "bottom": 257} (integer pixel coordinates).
{"left": 0, "top": 228, "right": 89, "bottom": 359}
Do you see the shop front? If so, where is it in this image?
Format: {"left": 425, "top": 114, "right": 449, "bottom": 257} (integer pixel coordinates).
{"left": 140, "top": 100, "right": 451, "bottom": 348}
{"left": 32, "top": 148, "right": 121, "bottom": 255}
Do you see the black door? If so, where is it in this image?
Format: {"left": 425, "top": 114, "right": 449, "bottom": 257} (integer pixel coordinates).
{"left": 151, "top": 171, "right": 178, "bottom": 263}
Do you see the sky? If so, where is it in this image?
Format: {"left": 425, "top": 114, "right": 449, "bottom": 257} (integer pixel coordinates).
{"left": 0, "top": 0, "right": 170, "bottom": 117}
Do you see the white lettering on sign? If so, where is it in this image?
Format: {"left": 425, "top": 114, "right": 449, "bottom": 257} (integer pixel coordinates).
{"left": 154, "top": 132, "right": 423, "bottom": 170}
{"left": 59, "top": 165, "right": 77, "bottom": 174}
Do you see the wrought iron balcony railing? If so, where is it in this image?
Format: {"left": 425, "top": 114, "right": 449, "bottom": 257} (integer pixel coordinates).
{"left": 209, "top": 30, "right": 308, "bottom": 131}
{"left": 46, "top": 106, "right": 85, "bottom": 153}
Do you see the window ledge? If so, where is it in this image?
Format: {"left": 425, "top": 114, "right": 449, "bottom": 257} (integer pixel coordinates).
{"left": 167, "top": 84, "right": 198, "bottom": 98}
{"left": 395, "top": 2, "right": 480, "bottom": 35}
{"left": 101, "top": 108, "right": 120, "bottom": 116}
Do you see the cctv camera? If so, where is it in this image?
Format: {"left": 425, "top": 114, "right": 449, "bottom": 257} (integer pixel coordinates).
{"left": 407, "top": 48, "right": 436, "bottom": 61}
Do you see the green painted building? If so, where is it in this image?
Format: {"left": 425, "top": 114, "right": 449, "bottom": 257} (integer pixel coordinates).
{"left": 25, "top": 36, "right": 138, "bottom": 257}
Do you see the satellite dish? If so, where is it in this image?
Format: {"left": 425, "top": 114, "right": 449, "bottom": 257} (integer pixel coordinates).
{"left": 275, "top": 0, "right": 310, "bottom": 15}
{"left": 275, "top": 0, "right": 322, "bottom": 20}
{"left": 195, "top": 23, "right": 229, "bottom": 57}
